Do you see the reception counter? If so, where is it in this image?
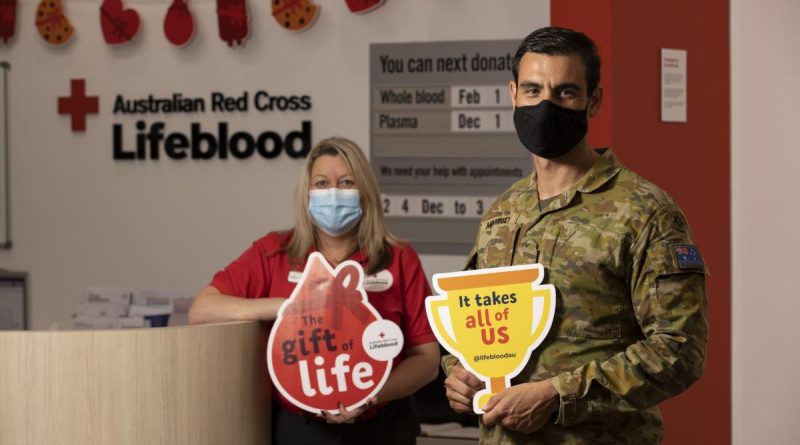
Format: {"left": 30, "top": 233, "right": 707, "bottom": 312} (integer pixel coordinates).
{"left": 0, "top": 321, "right": 270, "bottom": 445}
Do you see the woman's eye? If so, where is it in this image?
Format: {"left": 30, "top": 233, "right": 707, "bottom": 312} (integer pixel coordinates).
{"left": 339, "top": 179, "right": 355, "bottom": 188}
{"left": 313, "top": 180, "right": 327, "bottom": 188}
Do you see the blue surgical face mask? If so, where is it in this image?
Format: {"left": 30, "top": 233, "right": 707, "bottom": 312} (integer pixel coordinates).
{"left": 308, "top": 188, "right": 363, "bottom": 237}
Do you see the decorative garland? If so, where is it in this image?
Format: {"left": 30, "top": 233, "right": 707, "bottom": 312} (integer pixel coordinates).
{"left": 1, "top": 0, "right": 387, "bottom": 47}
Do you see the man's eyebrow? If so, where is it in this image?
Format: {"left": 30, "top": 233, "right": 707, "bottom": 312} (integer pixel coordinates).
{"left": 518, "top": 81, "right": 542, "bottom": 90}
{"left": 518, "top": 81, "right": 583, "bottom": 92}
{"left": 553, "top": 82, "right": 582, "bottom": 92}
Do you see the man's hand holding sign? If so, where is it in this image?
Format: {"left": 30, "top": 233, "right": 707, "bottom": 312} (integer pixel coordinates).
{"left": 426, "top": 264, "right": 556, "bottom": 433}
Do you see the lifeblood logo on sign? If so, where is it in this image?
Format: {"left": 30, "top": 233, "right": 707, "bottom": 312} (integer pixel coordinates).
{"left": 267, "top": 252, "right": 403, "bottom": 414}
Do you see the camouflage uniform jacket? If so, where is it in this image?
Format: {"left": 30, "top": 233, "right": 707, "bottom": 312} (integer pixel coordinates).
{"left": 443, "top": 150, "right": 708, "bottom": 444}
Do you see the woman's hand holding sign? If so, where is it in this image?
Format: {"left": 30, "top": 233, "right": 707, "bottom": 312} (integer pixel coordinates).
{"left": 320, "top": 397, "right": 377, "bottom": 423}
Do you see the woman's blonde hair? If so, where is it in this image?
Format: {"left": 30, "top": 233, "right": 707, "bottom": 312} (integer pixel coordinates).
{"left": 287, "top": 137, "right": 401, "bottom": 274}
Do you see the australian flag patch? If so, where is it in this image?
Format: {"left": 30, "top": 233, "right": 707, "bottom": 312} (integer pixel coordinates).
{"left": 672, "top": 244, "right": 704, "bottom": 270}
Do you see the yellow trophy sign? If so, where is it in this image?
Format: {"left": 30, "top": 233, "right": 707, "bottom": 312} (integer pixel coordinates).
{"left": 426, "top": 264, "right": 555, "bottom": 414}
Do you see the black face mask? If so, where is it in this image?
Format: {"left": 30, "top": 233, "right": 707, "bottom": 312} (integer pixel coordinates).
{"left": 513, "top": 100, "right": 588, "bottom": 159}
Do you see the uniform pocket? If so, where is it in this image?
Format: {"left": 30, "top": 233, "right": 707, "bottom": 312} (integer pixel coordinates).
{"left": 515, "top": 232, "right": 540, "bottom": 265}
{"left": 549, "top": 220, "right": 629, "bottom": 340}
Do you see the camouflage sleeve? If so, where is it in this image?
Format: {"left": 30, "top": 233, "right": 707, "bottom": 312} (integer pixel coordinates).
{"left": 549, "top": 204, "right": 709, "bottom": 426}
{"left": 442, "top": 354, "right": 460, "bottom": 375}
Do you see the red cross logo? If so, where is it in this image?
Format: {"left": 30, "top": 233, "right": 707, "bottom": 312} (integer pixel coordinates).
{"left": 58, "top": 79, "right": 99, "bottom": 132}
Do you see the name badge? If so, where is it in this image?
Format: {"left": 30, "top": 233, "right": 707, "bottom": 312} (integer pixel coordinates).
{"left": 287, "top": 270, "right": 303, "bottom": 283}
{"left": 363, "top": 270, "right": 393, "bottom": 292}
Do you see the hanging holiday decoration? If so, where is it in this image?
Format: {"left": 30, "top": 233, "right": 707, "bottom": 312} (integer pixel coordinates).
{"left": 164, "top": 0, "right": 195, "bottom": 46}
{"left": 99, "top": 0, "right": 140, "bottom": 45}
{"left": 345, "top": 0, "right": 385, "bottom": 14}
{"left": 35, "top": 0, "right": 74, "bottom": 46}
{"left": 216, "top": 0, "right": 249, "bottom": 47}
{"left": 271, "top": 0, "right": 319, "bottom": 32}
{"left": 0, "top": 0, "right": 17, "bottom": 44}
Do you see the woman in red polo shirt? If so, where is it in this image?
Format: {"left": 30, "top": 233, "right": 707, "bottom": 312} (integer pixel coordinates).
{"left": 188, "top": 137, "right": 440, "bottom": 445}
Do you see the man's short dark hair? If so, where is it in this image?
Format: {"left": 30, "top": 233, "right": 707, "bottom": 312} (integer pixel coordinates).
{"left": 512, "top": 27, "right": 601, "bottom": 96}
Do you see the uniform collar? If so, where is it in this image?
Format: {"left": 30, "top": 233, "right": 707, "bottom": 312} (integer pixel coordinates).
{"left": 574, "top": 149, "right": 622, "bottom": 193}
{"left": 528, "top": 148, "right": 621, "bottom": 196}
{"left": 524, "top": 149, "right": 622, "bottom": 215}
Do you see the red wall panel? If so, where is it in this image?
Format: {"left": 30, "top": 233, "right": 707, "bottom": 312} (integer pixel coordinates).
{"left": 552, "top": 1, "right": 731, "bottom": 443}
{"left": 551, "top": 0, "right": 615, "bottom": 149}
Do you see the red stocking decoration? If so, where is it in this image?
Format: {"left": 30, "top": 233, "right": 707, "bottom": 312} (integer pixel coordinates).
{"left": 0, "top": 0, "right": 17, "bottom": 44}
{"left": 35, "top": 0, "right": 74, "bottom": 46}
{"left": 345, "top": 0, "right": 385, "bottom": 14}
{"left": 100, "top": 0, "right": 140, "bottom": 45}
{"left": 216, "top": 0, "right": 249, "bottom": 47}
{"left": 164, "top": 0, "right": 195, "bottom": 46}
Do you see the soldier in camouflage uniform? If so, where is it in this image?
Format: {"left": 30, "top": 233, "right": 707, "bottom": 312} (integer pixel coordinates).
{"left": 442, "top": 27, "right": 708, "bottom": 444}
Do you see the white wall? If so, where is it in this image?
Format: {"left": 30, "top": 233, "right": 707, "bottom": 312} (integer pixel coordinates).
{"left": 0, "top": 1, "right": 549, "bottom": 329}
{"left": 732, "top": 0, "right": 800, "bottom": 443}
